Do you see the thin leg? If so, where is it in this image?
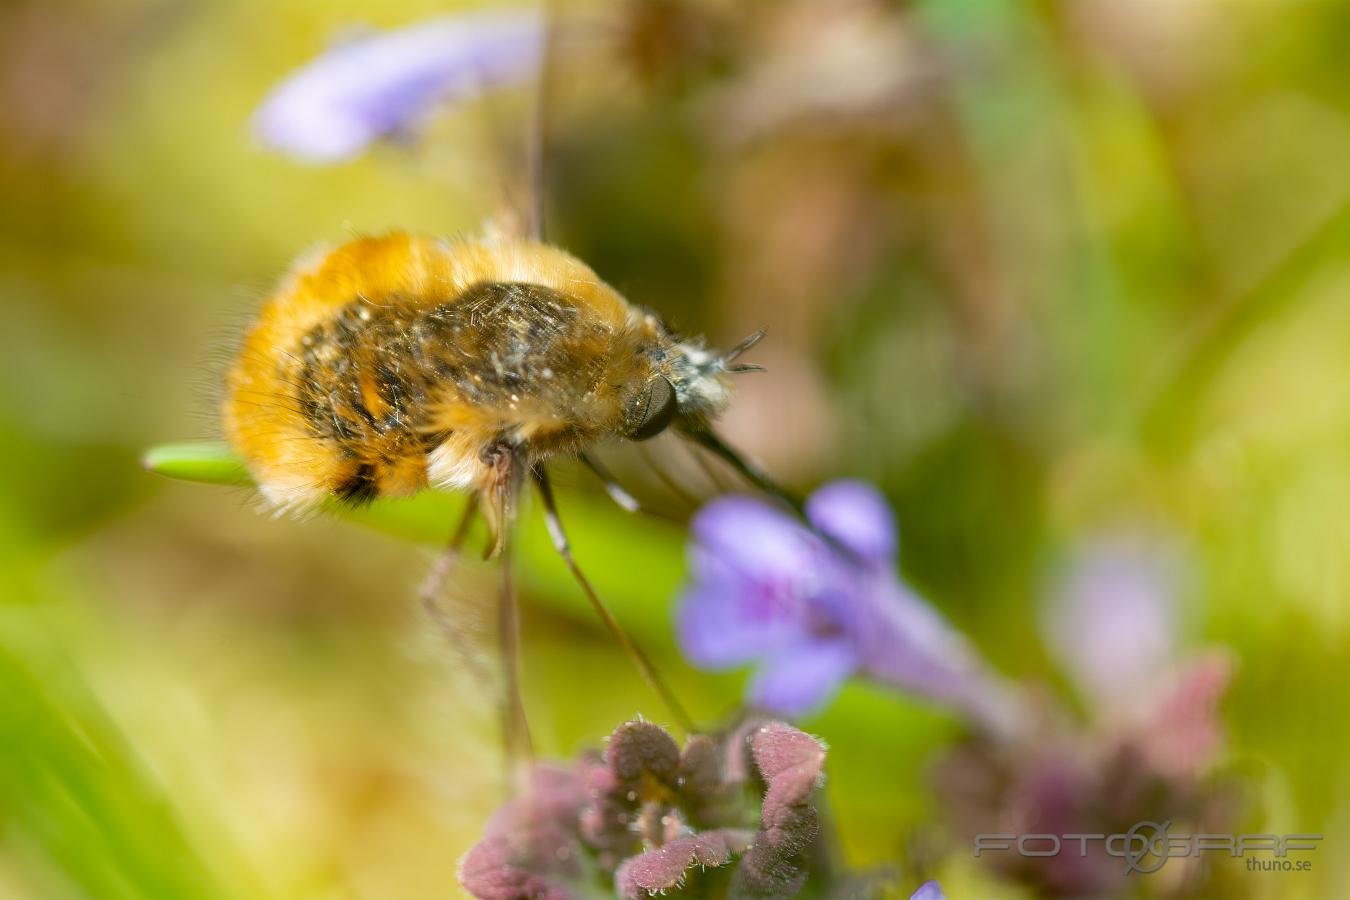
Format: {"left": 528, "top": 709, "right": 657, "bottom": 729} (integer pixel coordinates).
{"left": 579, "top": 452, "right": 679, "bottom": 523}
{"left": 636, "top": 442, "right": 700, "bottom": 510}
{"left": 486, "top": 448, "right": 533, "bottom": 788}
{"left": 531, "top": 464, "right": 696, "bottom": 733}
{"left": 578, "top": 452, "right": 640, "bottom": 512}
{"left": 418, "top": 494, "right": 492, "bottom": 688}
{"left": 689, "top": 438, "right": 734, "bottom": 494}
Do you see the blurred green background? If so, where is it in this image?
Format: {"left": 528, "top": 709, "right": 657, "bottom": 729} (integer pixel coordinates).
{"left": 5, "top": 0, "right": 1350, "bottom": 897}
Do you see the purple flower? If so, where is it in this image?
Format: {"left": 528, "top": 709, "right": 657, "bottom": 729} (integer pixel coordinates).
{"left": 931, "top": 532, "right": 1238, "bottom": 897}
{"left": 911, "top": 882, "right": 946, "bottom": 900}
{"left": 1042, "top": 533, "right": 1238, "bottom": 772}
{"left": 458, "top": 719, "right": 829, "bottom": 899}
{"left": 677, "top": 480, "right": 1019, "bottom": 731}
{"left": 1042, "top": 534, "right": 1183, "bottom": 721}
{"left": 254, "top": 10, "right": 544, "bottom": 162}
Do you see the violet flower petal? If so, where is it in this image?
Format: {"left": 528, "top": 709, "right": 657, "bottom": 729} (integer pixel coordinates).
{"left": 1044, "top": 536, "right": 1180, "bottom": 716}
{"left": 911, "top": 881, "right": 946, "bottom": 900}
{"left": 860, "top": 576, "right": 1023, "bottom": 736}
{"left": 748, "top": 638, "right": 857, "bottom": 716}
{"left": 691, "top": 495, "right": 828, "bottom": 584}
{"left": 680, "top": 483, "right": 1025, "bottom": 731}
{"left": 858, "top": 578, "right": 983, "bottom": 694}
{"left": 805, "top": 479, "right": 897, "bottom": 565}
{"left": 679, "top": 495, "right": 832, "bottom": 669}
{"left": 254, "top": 10, "right": 543, "bottom": 162}
{"left": 677, "top": 571, "right": 810, "bottom": 668}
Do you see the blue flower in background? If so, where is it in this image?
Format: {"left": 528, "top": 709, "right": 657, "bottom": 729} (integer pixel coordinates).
{"left": 1043, "top": 533, "right": 1181, "bottom": 720}
{"left": 910, "top": 881, "right": 945, "bottom": 900}
{"left": 254, "top": 10, "right": 544, "bottom": 162}
{"left": 1041, "top": 531, "right": 1232, "bottom": 774}
{"left": 678, "top": 480, "right": 1018, "bottom": 729}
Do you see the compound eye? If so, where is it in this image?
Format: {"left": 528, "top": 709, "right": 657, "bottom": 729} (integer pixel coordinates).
{"left": 627, "top": 376, "right": 678, "bottom": 441}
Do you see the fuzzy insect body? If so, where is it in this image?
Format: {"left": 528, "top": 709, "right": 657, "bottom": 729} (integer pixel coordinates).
{"left": 225, "top": 232, "right": 733, "bottom": 513}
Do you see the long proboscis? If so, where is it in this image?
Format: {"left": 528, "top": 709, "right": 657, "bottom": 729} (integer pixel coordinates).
{"left": 685, "top": 428, "right": 881, "bottom": 568}
{"left": 682, "top": 426, "right": 803, "bottom": 514}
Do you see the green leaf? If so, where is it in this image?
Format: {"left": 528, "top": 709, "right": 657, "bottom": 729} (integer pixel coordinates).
{"left": 142, "top": 441, "right": 252, "bottom": 486}
{"left": 0, "top": 607, "right": 255, "bottom": 900}
{"left": 141, "top": 442, "right": 689, "bottom": 644}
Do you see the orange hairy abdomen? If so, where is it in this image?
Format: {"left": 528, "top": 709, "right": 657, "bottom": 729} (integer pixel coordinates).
{"left": 223, "top": 233, "right": 653, "bottom": 510}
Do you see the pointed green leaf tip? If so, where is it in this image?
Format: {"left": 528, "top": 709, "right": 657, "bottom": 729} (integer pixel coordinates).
{"left": 142, "top": 441, "right": 253, "bottom": 486}
{"left": 139, "top": 439, "right": 470, "bottom": 543}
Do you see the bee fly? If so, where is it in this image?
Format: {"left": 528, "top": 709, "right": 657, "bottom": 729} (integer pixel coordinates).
{"left": 224, "top": 232, "right": 783, "bottom": 744}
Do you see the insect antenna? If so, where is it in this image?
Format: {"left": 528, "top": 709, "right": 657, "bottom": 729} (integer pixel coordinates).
{"left": 486, "top": 447, "right": 533, "bottom": 789}
{"left": 681, "top": 426, "right": 804, "bottom": 515}
{"left": 722, "top": 329, "right": 768, "bottom": 373}
{"left": 418, "top": 494, "right": 494, "bottom": 689}
{"left": 723, "top": 328, "right": 766, "bottom": 363}
{"left": 531, "top": 464, "right": 696, "bottom": 733}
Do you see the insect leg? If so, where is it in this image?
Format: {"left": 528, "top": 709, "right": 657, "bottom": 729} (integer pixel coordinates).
{"left": 531, "top": 464, "right": 695, "bottom": 733}
{"left": 578, "top": 452, "right": 680, "bottom": 524}
{"left": 636, "top": 442, "right": 701, "bottom": 510}
{"left": 417, "top": 494, "right": 493, "bottom": 688}
{"left": 486, "top": 446, "right": 533, "bottom": 788}
{"left": 687, "top": 436, "right": 735, "bottom": 494}
{"left": 577, "top": 453, "right": 640, "bottom": 512}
